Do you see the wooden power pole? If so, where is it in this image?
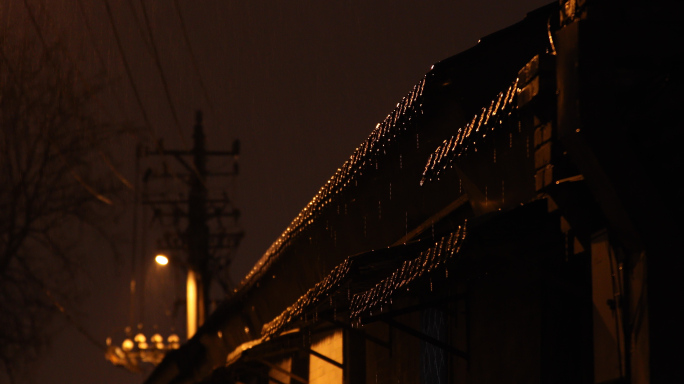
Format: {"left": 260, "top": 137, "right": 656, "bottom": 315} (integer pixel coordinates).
{"left": 144, "top": 111, "right": 242, "bottom": 339}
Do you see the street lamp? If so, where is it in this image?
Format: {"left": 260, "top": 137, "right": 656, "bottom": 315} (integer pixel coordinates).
{"left": 155, "top": 254, "right": 169, "bottom": 265}
{"left": 153, "top": 253, "right": 200, "bottom": 339}
{"left": 105, "top": 253, "right": 185, "bottom": 373}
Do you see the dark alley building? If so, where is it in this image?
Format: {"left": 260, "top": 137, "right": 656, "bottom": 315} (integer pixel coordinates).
{"left": 143, "top": 1, "right": 684, "bottom": 383}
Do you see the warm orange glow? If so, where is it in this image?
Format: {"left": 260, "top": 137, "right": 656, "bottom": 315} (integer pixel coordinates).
{"left": 187, "top": 270, "right": 197, "bottom": 339}
{"left": 122, "top": 339, "right": 134, "bottom": 351}
{"left": 155, "top": 254, "right": 169, "bottom": 265}
{"left": 309, "top": 329, "right": 343, "bottom": 384}
{"left": 134, "top": 333, "right": 146, "bottom": 343}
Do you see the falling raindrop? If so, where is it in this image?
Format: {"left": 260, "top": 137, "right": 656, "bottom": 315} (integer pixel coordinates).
{"left": 510, "top": 133, "right": 513, "bottom": 148}
{"left": 389, "top": 183, "right": 392, "bottom": 200}
{"left": 416, "top": 133, "right": 420, "bottom": 149}
{"left": 399, "top": 154, "right": 403, "bottom": 169}
{"left": 431, "top": 221, "right": 435, "bottom": 240}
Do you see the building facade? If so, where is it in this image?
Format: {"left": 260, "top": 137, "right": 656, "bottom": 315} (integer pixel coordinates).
{"left": 145, "top": 1, "right": 684, "bottom": 383}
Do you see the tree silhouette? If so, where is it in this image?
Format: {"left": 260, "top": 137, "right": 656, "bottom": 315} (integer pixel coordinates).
{"left": 1, "top": 29, "right": 130, "bottom": 381}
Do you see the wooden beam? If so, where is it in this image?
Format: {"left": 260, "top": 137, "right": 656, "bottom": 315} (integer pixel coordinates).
{"left": 255, "top": 358, "right": 309, "bottom": 384}
{"left": 393, "top": 194, "right": 469, "bottom": 246}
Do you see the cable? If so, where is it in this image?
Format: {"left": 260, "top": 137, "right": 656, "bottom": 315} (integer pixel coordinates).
{"left": 21, "top": 0, "right": 136, "bottom": 194}
{"left": 137, "top": 0, "right": 208, "bottom": 187}
{"left": 138, "top": 0, "right": 187, "bottom": 147}
{"left": 102, "top": 0, "right": 157, "bottom": 138}
{"left": 75, "top": 0, "right": 130, "bottom": 121}
{"left": 22, "top": 0, "right": 119, "bottom": 124}
{"left": 7, "top": 5, "right": 116, "bottom": 205}
{"left": 94, "top": 0, "right": 198, "bottom": 193}
{"left": 173, "top": 0, "right": 217, "bottom": 119}
{"left": 124, "top": 0, "right": 154, "bottom": 55}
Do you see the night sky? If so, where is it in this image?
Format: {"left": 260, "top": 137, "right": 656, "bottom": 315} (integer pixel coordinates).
{"left": 2, "top": 1, "right": 551, "bottom": 383}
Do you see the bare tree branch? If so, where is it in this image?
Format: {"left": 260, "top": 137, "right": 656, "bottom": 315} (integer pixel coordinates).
{"left": 1, "top": 22, "right": 131, "bottom": 372}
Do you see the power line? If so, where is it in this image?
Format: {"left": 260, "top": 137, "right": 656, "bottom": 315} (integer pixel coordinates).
{"left": 75, "top": 0, "right": 130, "bottom": 122}
{"left": 124, "top": 0, "right": 154, "bottom": 55}
{"left": 102, "top": 0, "right": 157, "bottom": 139}
{"left": 138, "top": 0, "right": 188, "bottom": 147}
{"left": 97, "top": 0, "right": 195, "bottom": 192}
{"left": 18, "top": 0, "right": 126, "bottom": 202}
{"left": 173, "top": 0, "right": 217, "bottom": 119}
{"left": 21, "top": 0, "right": 120, "bottom": 124}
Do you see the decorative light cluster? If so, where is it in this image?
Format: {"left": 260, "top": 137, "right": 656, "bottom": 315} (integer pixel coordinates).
{"left": 105, "top": 331, "right": 181, "bottom": 372}
{"left": 241, "top": 77, "right": 427, "bottom": 288}
{"left": 259, "top": 224, "right": 467, "bottom": 341}
{"left": 261, "top": 257, "right": 352, "bottom": 340}
{"left": 421, "top": 79, "right": 520, "bottom": 185}
{"left": 350, "top": 224, "right": 467, "bottom": 320}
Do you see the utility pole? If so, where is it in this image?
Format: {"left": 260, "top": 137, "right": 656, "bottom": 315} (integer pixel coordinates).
{"left": 144, "top": 110, "right": 243, "bottom": 339}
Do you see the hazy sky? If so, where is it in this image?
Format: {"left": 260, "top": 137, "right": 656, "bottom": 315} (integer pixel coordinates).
{"left": 2, "top": 1, "right": 552, "bottom": 382}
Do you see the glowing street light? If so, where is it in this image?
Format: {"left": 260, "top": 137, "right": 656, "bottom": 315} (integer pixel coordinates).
{"left": 152, "top": 253, "right": 199, "bottom": 339}
{"left": 155, "top": 254, "right": 169, "bottom": 266}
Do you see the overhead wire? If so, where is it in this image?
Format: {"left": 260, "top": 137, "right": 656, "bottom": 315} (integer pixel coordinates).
{"left": 124, "top": 0, "right": 154, "bottom": 55}
{"left": 135, "top": 0, "right": 208, "bottom": 189}
{"left": 173, "top": 0, "right": 217, "bottom": 119}
{"left": 21, "top": 0, "right": 119, "bottom": 124}
{"left": 75, "top": 0, "right": 130, "bottom": 123}
{"left": 101, "top": 0, "right": 157, "bottom": 139}
{"left": 22, "top": 0, "right": 135, "bottom": 189}
{"left": 99, "top": 0, "right": 195, "bottom": 193}
{"left": 76, "top": 0, "right": 143, "bottom": 193}
{"left": 19, "top": 0, "right": 127, "bottom": 201}
{"left": 138, "top": 0, "right": 188, "bottom": 148}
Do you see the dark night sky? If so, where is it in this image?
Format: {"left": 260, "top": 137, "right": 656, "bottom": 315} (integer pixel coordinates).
{"left": 2, "top": 1, "right": 551, "bottom": 383}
